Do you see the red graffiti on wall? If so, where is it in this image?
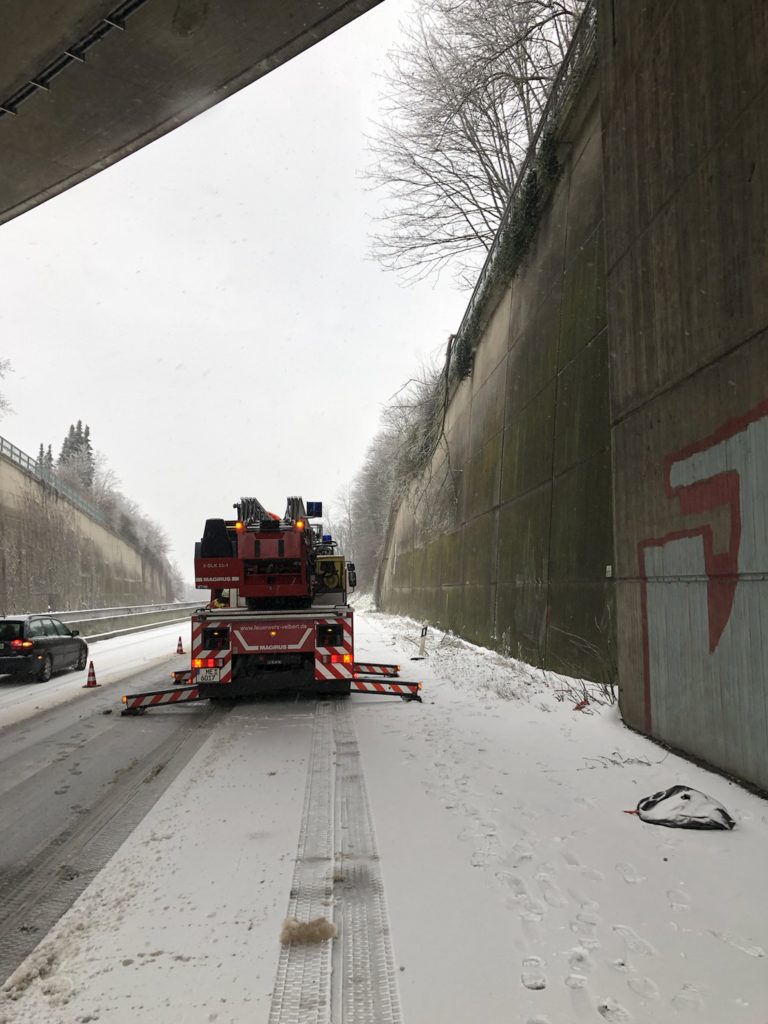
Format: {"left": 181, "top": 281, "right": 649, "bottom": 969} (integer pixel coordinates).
{"left": 638, "top": 399, "right": 768, "bottom": 731}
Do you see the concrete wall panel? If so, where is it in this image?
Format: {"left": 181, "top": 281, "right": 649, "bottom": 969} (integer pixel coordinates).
{"left": 377, "top": 65, "right": 612, "bottom": 681}
{"left": 0, "top": 458, "right": 176, "bottom": 609}
{"left": 604, "top": 0, "right": 768, "bottom": 788}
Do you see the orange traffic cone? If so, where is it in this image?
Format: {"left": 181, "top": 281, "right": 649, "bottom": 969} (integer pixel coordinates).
{"left": 83, "top": 661, "right": 100, "bottom": 689}
{"left": 176, "top": 636, "right": 185, "bottom": 655}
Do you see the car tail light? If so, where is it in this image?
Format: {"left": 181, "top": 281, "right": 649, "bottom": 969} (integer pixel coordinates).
{"left": 10, "top": 639, "right": 33, "bottom": 650}
{"left": 330, "top": 653, "right": 352, "bottom": 664}
{"left": 193, "top": 657, "right": 219, "bottom": 669}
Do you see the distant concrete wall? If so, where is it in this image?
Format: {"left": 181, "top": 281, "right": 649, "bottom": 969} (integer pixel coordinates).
{"left": 378, "top": 66, "right": 614, "bottom": 681}
{"left": 0, "top": 456, "right": 177, "bottom": 612}
{"left": 601, "top": 2, "right": 768, "bottom": 788}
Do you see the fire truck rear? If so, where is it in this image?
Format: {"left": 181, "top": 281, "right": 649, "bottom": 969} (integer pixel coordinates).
{"left": 121, "top": 496, "right": 421, "bottom": 713}
{"left": 191, "top": 496, "right": 355, "bottom": 697}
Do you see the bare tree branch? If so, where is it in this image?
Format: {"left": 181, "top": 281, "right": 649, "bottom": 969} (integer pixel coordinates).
{"left": 367, "top": 0, "right": 584, "bottom": 285}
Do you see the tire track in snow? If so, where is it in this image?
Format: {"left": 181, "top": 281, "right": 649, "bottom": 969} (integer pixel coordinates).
{"left": 268, "top": 701, "right": 403, "bottom": 1024}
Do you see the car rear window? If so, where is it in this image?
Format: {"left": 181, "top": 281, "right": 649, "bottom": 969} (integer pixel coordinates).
{"left": 0, "top": 621, "right": 23, "bottom": 641}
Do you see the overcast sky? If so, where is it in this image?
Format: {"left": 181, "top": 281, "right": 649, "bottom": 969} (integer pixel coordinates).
{"left": 0, "top": 0, "right": 469, "bottom": 579}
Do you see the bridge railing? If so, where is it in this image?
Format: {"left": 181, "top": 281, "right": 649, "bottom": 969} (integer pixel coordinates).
{"left": 0, "top": 433, "right": 110, "bottom": 526}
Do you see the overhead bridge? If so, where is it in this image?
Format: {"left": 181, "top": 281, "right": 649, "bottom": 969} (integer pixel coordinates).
{"left": 0, "top": 0, "right": 384, "bottom": 225}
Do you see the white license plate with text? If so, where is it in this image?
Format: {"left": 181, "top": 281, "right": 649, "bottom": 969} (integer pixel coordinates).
{"left": 196, "top": 668, "right": 220, "bottom": 683}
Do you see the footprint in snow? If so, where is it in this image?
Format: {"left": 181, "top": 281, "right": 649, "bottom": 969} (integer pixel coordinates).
{"left": 616, "top": 863, "right": 646, "bottom": 885}
{"left": 470, "top": 834, "right": 502, "bottom": 867}
{"left": 536, "top": 871, "right": 568, "bottom": 908}
{"left": 509, "top": 841, "right": 535, "bottom": 867}
{"left": 597, "top": 997, "right": 632, "bottom": 1021}
{"left": 708, "top": 929, "right": 767, "bottom": 958}
{"left": 667, "top": 889, "right": 690, "bottom": 912}
{"left": 496, "top": 871, "right": 527, "bottom": 898}
{"left": 627, "top": 974, "right": 660, "bottom": 1000}
{"left": 582, "top": 866, "right": 605, "bottom": 882}
{"left": 519, "top": 895, "right": 547, "bottom": 922}
{"left": 521, "top": 955, "right": 547, "bottom": 990}
{"left": 568, "top": 947, "right": 594, "bottom": 973}
{"left": 613, "top": 924, "right": 656, "bottom": 956}
{"left": 671, "top": 983, "right": 703, "bottom": 1011}
{"left": 565, "top": 973, "right": 588, "bottom": 989}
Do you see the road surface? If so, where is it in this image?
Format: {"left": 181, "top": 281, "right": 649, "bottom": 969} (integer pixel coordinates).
{"left": 1, "top": 613, "right": 767, "bottom": 1023}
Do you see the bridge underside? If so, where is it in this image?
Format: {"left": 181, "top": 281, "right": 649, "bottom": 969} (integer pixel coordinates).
{"left": 0, "top": 0, "right": 383, "bottom": 225}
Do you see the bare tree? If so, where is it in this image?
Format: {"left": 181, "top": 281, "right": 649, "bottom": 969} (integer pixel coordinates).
{"left": 0, "top": 358, "right": 12, "bottom": 420}
{"left": 368, "top": 0, "right": 584, "bottom": 284}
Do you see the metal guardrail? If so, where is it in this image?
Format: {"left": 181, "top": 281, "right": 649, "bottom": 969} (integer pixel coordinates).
{"left": 53, "top": 602, "right": 201, "bottom": 624}
{"left": 452, "top": 0, "right": 597, "bottom": 351}
{"left": 0, "top": 434, "right": 110, "bottom": 526}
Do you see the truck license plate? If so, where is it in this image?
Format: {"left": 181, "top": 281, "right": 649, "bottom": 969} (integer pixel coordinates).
{"left": 196, "top": 668, "right": 220, "bottom": 683}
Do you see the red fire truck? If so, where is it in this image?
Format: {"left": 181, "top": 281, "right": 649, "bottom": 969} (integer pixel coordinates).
{"left": 121, "top": 497, "right": 421, "bottom": 713}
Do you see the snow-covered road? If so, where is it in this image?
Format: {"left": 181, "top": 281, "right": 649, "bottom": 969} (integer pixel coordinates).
{"left": 0, "top": 623, "right": 190, "bottom": 729}
{"left": 1, "top": 610, "right": 766, "bottom": 1023}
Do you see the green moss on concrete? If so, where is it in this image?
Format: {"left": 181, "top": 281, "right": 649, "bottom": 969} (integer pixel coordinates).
{"left": 462, "top": 433, "right": 502, "bottom": 522}
{"left": 424, "top": 538, "right": 442, "bottom": 585}
{"left": 506, "top": 301, "right": 560, "bottom": 415}
{"left": 496, "top": 582, "right": 548, "bottom": 664}
{"left": 501, "top": 381, "right": 556, "bottom": 503}
{"left": 443, "top": 586, "right": 464, "bottom": 634}
{"left": 439, "top": 531, "right": 463, "bottom": 586}
{"left": 546, "top": 581, "right": 615, "bottom": 682}
{"left": 393, "top": 549, "right": 412, "bottom": 590}
{"left": 497, "top": 485, "right": 552, "bottom": 585}
{"left": 462, "top": 511, "right": 498, "bottom": 585}
{"left": 559, "top": 223, "right": 606, "bottom": 367}
{"left": 549, "top": 450, "right": 613, "bottom": 582}
{"left": 469, "top": 360, "right": 507, "bottom": 455}
{"left": 411, "top": 546, "right": 426, "bottom": 592}
{"left": 459, "top": 584, "right": 496, "bottom": 648}
{"left": 553, "top": 329, "right": 610, "bottom": 476}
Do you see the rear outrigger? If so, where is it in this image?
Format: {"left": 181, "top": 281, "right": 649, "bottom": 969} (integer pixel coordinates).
{"left": 121, "top": 496, "right": 421, "bottom": 714}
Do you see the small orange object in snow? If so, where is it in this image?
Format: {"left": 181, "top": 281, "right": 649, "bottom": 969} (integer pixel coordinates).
{"left": 83, "top": 661, "right": 100, "bottom": 688}
{"left": 176, "top": 636, "right": 185, "bottom": 655}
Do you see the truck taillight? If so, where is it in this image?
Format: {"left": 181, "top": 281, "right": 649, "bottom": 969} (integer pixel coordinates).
{"left": 295, "top": 520, "right": 305, "bottom": 530}
{"left": 193, "top": 657, "right": 218, "bottom": 669}
{"left": 330, "top": 653, "right": 352, "bottom": 664}
{"left": 10, "top": 639, "right": 33, "bottom": 650}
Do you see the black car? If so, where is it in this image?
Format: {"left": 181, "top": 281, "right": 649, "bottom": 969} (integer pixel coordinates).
{"left": 0, "top": 615, "right": 88, "bottom": 682}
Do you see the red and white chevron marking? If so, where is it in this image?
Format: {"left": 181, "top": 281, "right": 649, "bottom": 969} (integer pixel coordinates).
{"left": 314, "top": 613, "right": 354, "bottom": 680}
{"left": 123, "top": 686, "right": 204, "bottom": 711}
{"left": 191, "top": 617, "right": 226, "bottom": 660}
{"left": 316, "top": 614, "right": 353, "bottom": 643}
{"left": 353, "top": 663, "right": 400, "bottom": 677}
{"left": 352, "top": 679, "right": 421, "bottom": 698}
{"left": 315, "top": 647, "right": 353, "bottom": 680}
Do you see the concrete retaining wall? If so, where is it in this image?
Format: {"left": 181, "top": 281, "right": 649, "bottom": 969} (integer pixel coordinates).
{"left": 0, "top": 456, "right": 178, "bottom": 612}
{"left": 378, "top": 67, "right": 614, "bottom": 681}
{"left": 601, "top": 1, "right": 768, "bottom": 788}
